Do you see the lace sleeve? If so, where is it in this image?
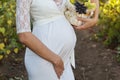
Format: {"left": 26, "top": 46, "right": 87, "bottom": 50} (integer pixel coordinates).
{"left": 16, "top": 0, "right": 32, "bottom": 33}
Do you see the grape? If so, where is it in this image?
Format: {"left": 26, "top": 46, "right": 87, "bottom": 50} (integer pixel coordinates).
{"left": 74, "top": 1, "right": 87, "bottom": 14}
{"left": 64, "top": 0, "right": 96, "bottom": 26}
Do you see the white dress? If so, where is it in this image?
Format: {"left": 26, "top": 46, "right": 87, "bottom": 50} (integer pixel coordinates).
{"left": 16, "top": 0, "right": 76, "bottom": 80}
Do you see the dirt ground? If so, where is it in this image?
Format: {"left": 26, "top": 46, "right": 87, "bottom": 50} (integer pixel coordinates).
{"left": 74, "top": 29, "right": 120, "bottom": 80}
{"left": 0, "top": 29, "right": 120, "bottom": 80}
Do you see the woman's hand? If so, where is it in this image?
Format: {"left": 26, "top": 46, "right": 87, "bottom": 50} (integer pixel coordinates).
{"left": 18, "top": 32, "right": 64, "bottom": 79}
{"left": 73, "top": 0, "right": 99, "bottom": 30}
{"left": 53, "top": 56, "right": 64, "bottom": 79}
{"left": 73, "top": 17, "right": 98, "bottom": 30}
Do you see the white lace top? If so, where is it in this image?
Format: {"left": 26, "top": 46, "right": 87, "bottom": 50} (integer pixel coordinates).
{"left": 16, "top": 0, "right": 65, "bottom": 33}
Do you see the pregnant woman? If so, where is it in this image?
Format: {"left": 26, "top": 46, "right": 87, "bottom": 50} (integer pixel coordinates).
{"left": 16, "top": 0, "right": 99, "bottom": 80}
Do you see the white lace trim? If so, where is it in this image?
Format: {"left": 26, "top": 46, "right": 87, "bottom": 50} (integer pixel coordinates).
{"left": 16, "top": 0, "right": 32, "bottom": 33}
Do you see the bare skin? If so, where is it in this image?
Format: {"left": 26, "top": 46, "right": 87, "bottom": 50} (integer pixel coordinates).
{"left": 73, "top": 0, "right": 99, "bottom": 30}
{"left": 17, "top": 0, "right": 99, "bottom": 79}
{"left": 18, "top": 32, "right": 64, "bottom": 79}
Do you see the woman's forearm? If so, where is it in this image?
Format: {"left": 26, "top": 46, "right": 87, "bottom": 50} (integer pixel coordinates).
{"left": 91, "top": 0, "right": 99, "bottom": 19}
{"left": 18, "top": 32, "right": 59, "bottom": 64}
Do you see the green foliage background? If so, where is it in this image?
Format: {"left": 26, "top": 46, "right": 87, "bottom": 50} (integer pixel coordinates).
{"left": 0, "top": 0, "right": 120, "bottom": 61}
{"left": 98, "top": 0, "right": 120, "bottom": 48}
{"left": 0, "top": 0, "right": 23, "bottom": 60}
{"left": 97, "top": 0, "right": 120, "bottom": 62}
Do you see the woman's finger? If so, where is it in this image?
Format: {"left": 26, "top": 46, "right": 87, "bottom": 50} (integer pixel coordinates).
{"left": 77, "top": 17, "right": 91, "bottom": 22}
{"left": 72, "top": 25, "right": 77, "bottom": 28}
{"left": 54, "top": 65, "right": 64, "bottom": 79}
{"left": 75, "top": 26, "right": 86, "bottom": 30}
{"left": 75, "top": 21, "right": 93, "bottom": 30}
{"left": 53, "top": 57, "right": 64, "bottom": 79}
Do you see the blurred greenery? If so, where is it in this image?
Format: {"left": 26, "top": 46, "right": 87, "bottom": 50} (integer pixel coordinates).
{"left": 0, "top": 0, "right": 120, "bottom": 61}
{"left": 0, "top": 0, "right": 23, "bottom": 60}
{"left": 98, "top": 0, "right": 120, "bottom": 49}
{"left": 96, "top": 0, "right": 120, "bottom": 62}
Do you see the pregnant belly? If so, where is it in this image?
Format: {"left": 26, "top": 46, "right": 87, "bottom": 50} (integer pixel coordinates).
{"left": 32, "top": 16, "right": 76, "bottom": 64}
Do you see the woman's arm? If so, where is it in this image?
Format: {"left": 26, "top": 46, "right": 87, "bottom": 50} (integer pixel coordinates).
{"left": 74, "top": 0, "right": 99, "bottom": 30}
{"left": 18, "top": 32, "right": 64, "bottom": 78}
{"left": 16, "top": 0, "right": 64, "bottom": 78}
{"left": 18, "top": 32, "right": 60, "bottom": 65}
{"left": 91, "top": 0, "right": 99, "bottom": 20}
